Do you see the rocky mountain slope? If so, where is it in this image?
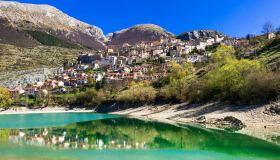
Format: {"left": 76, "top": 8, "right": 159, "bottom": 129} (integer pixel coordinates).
{"left": 0, "top": 1, "right": 106, "bottom": 49}
{"left": 0, "top": 17, "right": 41, "bottom": 47}
{"left": 177, "top": 30, "right": 225, "bottom": 41}
{"left": 108, "top": 24, "right": 174, "bottom": 45}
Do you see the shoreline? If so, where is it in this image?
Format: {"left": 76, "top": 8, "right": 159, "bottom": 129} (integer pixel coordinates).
{"left": 0, "top": 106, "right": 94, "bottom": 115}
{"left": 1, "top": 102, "right": 279, "bottom": 145}
{"left": 1, "top": 102, "right": 279, "bottom": 127}
{"left": 110, "top": 101, "right": 280, "bottom": 145}
{"left": 111, "top": 102, "right": 280, "bottom": 128}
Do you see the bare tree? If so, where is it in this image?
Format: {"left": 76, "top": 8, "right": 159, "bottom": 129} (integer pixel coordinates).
{"left": 262, "top": 21, "right": 274, "bottom": 34}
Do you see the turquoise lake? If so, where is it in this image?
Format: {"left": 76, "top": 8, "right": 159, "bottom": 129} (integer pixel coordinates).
{"left": 0, "top": 112, "right": 279, "bottom": 160}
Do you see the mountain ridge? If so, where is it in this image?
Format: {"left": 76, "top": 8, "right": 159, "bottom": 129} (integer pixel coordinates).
{"left": 0, "top": 1, "right": 229, "bottom": 48}
{"left": 108, "top": 24, "right": 175, "bottom": 45}
{"left": 0, "top": 1, "right": 106, "bottom": 49}
{"left": 177, "top": 30, "right": 226, "bottom": 41}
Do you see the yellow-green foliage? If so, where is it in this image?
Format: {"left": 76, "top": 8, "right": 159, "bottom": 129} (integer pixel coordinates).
{"left": 206, "top": 59, "right": 265, "bottom": 101}
{"left": 74, "top": 89, "right": 109, "bottom": 107}
{"left": 189, "top": 44, "right": 280, "bottom": 104}
{"left": 159, "top": 78, "right": 189, "bottom": 102}
{"left": 0, "top": 87, "right": 12, "bottom": 108}
{"left": 159, "top": 60, "right": 195, "bottom": 102}
{"left": 169, "top": 60, "right": 193, "bottom": 79}
{"left": 211, "top": 44, "right": 235, "bottom": 64}
{"left": 117, "top": 82, "right": 157, "bottom": 104}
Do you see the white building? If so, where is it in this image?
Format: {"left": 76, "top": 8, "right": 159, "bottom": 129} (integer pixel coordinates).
{"left": 186, "top": 55, "right": 208, "bottom": 63}
{"left": 101, "top": 56, "right": 118, "bottom": 67}
{"left": 215, "top": 35, "right": 224, "bottom": 43}
{"left": 196, "top": 42, "right": 207, "bottom": 50}
{"left": 94, "top": 73, "right": 105, "bottom": 82}
{"left": 206, "top": 38, "right": 215, "bottom": 46}
{"left": 152, "top": 49, "right": 164, "bottom": 56}
{"left": 58, "top": 81, "right": 64, "bottom": 87}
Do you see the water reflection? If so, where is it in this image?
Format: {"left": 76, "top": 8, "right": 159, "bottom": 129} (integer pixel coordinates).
{"left": 0, "top": 118, "right": 279, "bottom": 160}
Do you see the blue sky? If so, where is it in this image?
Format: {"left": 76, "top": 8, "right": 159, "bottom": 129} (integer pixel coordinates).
{"left": 4, "top": 0, "right": 280, "bottom": 37}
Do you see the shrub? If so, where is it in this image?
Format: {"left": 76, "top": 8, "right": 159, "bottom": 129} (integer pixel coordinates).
{"left": 240, "top": 72, "right": 280, "bottom": 103}
{"left": 168, "top": 60, "right": 194, "bottom": 79}
{"left": 116, "top": 82, "right": 157, "bottom": 104}
{"left": 0, "top": 87, "right": 12, "bottom": 108}
{"left": 211, "top": 44, "right": 235, "bottom": 64}
{"left": 157, "top": 60, "right": 195, "bottom": 102}
{"left": 190, "top": 58, "right": 280, "bottom": 104}
{"left": 158, "top": 78, "right": 189, "bottom": 102}
{"left": 152, "top": 76, "right": 170, "bottom": 89}
{"left": 206, "top": 59, "right": 263, "bottom": 101}
{"left": 74, "top": 89, "right": 109, "bottom": 107}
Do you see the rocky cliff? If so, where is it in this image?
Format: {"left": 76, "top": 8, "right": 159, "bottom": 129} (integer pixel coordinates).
{"left": 177, "top": 30, "right": 226, "bottom": 41}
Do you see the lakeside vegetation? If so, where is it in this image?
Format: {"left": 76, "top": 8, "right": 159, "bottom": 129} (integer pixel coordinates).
{"left": 0, "top": 87, "right": 12, "bottom": 108}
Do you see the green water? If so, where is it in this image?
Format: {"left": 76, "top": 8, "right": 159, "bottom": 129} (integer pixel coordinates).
{"left": 0, "top": 113, "right": 279, "bottom": 160}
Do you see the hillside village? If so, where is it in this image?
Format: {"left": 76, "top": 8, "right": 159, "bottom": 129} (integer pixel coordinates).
{"left": 7, "top": 31, "right": 275, "bottom": 104}
{"left": 8, "top": 35, "right": 227, "bottom": 100}
{"left": 4, "top": 27, "right": 279, "bottom": 109}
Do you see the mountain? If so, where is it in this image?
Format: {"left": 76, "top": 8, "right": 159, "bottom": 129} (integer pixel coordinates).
{"left": 108, "top": 24, "right": 174, "bottom": 45}
{"left": 177, "top": 30, "right": 226, "bottom": 41}
{"left": 0, "top": 17, "right": 40, "bottom": 47}
{"left": 0, "top": 1, "right": 106, "bottom": 49}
